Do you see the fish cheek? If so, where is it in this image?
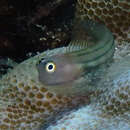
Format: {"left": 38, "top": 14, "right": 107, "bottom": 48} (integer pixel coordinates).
{"left": 37, "top": 65, "right": 71, "bottom": 85}
{"left": 36, "top": 63, "right": 50, "bottom": 85}
{"left": 62, "top": 64, "right": 82, "bottom": 81}
{"left": 37, "top": 60, "right": 82, "bottom": 85}
{"left": 38, "top": 66, "right": 55, "bottom": 85}
{"left": 53, "top": 63, "right": 82, "bottom": 84}
{"left": 38, "top": 65, "right": 62, "bottom": 85}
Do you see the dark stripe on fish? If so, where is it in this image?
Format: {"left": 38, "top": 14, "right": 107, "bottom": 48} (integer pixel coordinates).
{"left": 82, "top": 40, "right": 115, "bottom": 67}
{"left": 66, "top": 20, "right": 115, "bottom": 68}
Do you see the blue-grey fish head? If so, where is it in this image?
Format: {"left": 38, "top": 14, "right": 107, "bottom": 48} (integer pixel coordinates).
{"left": 36, "top": 54, "right": 83, "bottom": 86}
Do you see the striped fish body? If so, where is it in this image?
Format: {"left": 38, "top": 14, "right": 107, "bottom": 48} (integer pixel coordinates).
{"left": 65, "top": 20, "right": 115, "bottom": 69}
{"left": 36, "top": 20, "right": 115, "bottom": 96}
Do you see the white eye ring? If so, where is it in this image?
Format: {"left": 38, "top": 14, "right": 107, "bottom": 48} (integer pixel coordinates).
{"left": 45, "top": 62, "right": 56, "bottom": 73}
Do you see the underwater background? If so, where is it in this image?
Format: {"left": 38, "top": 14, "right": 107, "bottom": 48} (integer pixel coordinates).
{"left": 0, "top": 0, "right": 130, "bottom": 130}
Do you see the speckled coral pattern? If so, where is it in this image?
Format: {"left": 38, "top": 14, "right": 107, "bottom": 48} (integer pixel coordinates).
{"left": 101, "top": 76, "right": 130, "bottom": 117}
{"left": 46, "top": 44, "right": 130, "bottom": 130}
{"left": 0, "top": 0, "right": 130, "bottom": 129}
{"left": 76, "top": 0, "right": 130, "bottom": 42}
{"left": 0, "top": 48, "right": 90, "bottom": 130}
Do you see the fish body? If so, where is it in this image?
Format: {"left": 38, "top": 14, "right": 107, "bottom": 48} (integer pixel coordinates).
{"left": 0, "top": 19, "right": 114, "bottom": 129}
{"left": 66, "top": 20, "right": 115, "bottom": 68}
{"left": 37, "top": 20, "right": 115, "bottom": 91}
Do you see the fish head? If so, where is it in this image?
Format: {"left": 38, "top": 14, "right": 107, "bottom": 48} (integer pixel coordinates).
{"left": 36, "top": 53, "right": 83, "bottom": 86}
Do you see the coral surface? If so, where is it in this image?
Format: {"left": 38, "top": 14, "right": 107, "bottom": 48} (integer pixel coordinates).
{"left": 76, "top": 0, "right": 130, "bottom": 42}
{"left": 0, "top": 0, "right": 130, "bottom": 130}
{"left": 46, "top": 43, "right": 130, "bottom": 130}
{"left": 0, "top": 48, "right": 90, "bottom": 130}
{"left": 0, "top": 41, "right": 130, "bottom": 130}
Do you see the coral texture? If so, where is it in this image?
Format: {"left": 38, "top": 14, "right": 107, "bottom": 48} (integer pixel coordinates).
{"left": 0, "top": 48, "right": 90, "bottom": 130}
{"left": 46, "top": 44, "right": 130, "bottom": 130}
{"left": 76, "top": 0, "right": 130, "bottom": 42}
{"left": 0, "top": 0, "right": 130, "bottom": 130}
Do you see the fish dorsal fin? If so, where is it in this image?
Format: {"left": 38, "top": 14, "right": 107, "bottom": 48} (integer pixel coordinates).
{"left": 66, "top": 19, "right": 99, "bottom": 53}
{"left": 66, "top": 40, "right": 89, "bottom": 53}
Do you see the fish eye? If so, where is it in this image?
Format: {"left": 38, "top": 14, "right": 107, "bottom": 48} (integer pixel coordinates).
{"left": 45, "top": 62, "right": 56, "bottom": 73}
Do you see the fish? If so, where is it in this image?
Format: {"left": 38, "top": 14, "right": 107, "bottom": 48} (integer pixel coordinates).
{"left": 0, "top": 0, "right": 130, "bottom": 130}
{"left": 1, "top": 0, "right": 130, "bottom": 129}
{"left": 0, "top": 19, "right": 114, "bottom": 130}
{"left": 36, "top": 20, "right": 115, "bottom": 93}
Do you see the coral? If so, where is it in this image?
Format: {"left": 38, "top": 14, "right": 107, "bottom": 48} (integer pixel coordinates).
{"left": 47, "top": 105, "right": 130, "bottom": 130}
{"left": 0, "top": 43, "right": 130, "bottom": 130}
{"left": 101, "top": 71, "right": 130, "bottom": 117}
{"left": 0, "top": 48, "right": 90, "bottom": 130}
{"left": 0, "top": 29, "right": 129, "bottom": 130}
{"left": 46, "top": 48, "right": 130, "bottom": 130}
{"left": 76, "top": 0, "right": 130, "bottom": 42}
{"left": 0, "top": 1, "right": 130, "bottom": 129}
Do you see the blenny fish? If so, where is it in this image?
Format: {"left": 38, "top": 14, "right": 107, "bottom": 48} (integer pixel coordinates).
{"left": 0, "top": 19, "right": 114, "bottom": 130}
{"left": 37, "top": 20, "right": 114, "bottom": 96}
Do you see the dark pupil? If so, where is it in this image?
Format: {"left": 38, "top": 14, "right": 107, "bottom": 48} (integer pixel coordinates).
{"left": 48, "top": 64, "right": 53, "bottom": 70}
